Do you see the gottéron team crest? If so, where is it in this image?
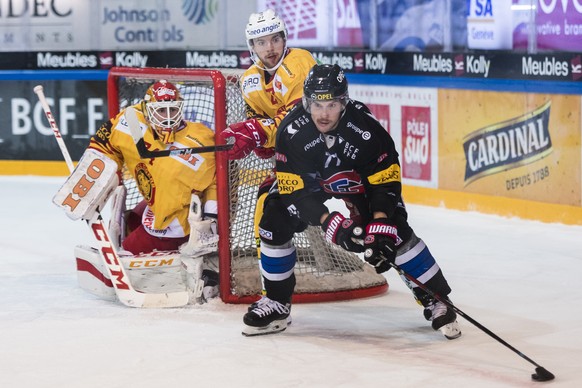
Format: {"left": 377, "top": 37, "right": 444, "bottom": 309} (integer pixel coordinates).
{"left": 463, "top": 101, "right": 553, "bottom": 186}
{"left": 135, "top": 163, "right": 156, "bottom": 205}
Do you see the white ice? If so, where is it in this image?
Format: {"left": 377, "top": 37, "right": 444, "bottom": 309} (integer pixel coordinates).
{"left": 1, "top": 176, "right": 581, "bottom": 388}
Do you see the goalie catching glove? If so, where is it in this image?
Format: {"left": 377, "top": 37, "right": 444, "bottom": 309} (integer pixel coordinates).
{"left": 220, "top": 118, "right": 268, "bottom": 160}
{"left": 364, "top": 218, "right": 398, "bottom": 273}
{"left": 179, "top": 193, "right": 219, "bottom": 257}
{"left": 321, "top": 211, "right": 365, "bottom": 253}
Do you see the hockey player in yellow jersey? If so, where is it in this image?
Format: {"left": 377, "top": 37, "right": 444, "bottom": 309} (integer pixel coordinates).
{"left": 88, "top": 80, "right": 218, "bottom": 255}
{"left": 218, "top": 9, "right": 317, "bottom": 334}
{"left": 221, "top": 8, "right": 317, "bottom": 158}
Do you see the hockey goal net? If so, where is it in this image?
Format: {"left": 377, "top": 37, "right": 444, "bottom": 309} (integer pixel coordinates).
{"left": 106, "top": 67, "right": 387, "bottom": 304}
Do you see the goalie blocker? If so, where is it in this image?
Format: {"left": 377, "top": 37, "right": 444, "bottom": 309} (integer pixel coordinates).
{"left": 53, "top": 149, "right": 119, "bottom": 221}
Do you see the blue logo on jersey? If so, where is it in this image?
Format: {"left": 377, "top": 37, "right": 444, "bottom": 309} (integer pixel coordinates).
{"left": 182, "top": 0, "right": 217, "bottom": 25}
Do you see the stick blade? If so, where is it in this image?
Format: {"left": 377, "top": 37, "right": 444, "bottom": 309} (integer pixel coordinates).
{"left": 531, "top": 367, "right": 555, "bottom": 382}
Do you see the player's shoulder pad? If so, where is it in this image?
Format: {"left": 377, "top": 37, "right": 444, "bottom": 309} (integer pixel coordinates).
{"left": 277, "top": 103, "right": 309, "bottom": 141}
{"left": 93, "top": 120, "right": 114, "bottom": 146}
{"left": 183, "top": 121, "right": 215, "bottom": 145}
{"left": 342, "top": 100, "right": 389, "bottom": 142}
{"left": 286, "top": 48, "right": 316, "bottom": 61}
{"left": 350, "top": 99, "right": 372, "bottom": 114}
{"left": 281, "top": 48, "right": 317, "bottom": 75}
{"left": 350, "top": 100, "right": 383, "bottom": 128}
{"left": 241, "top": 69, "right": 262, "bottom": 96}
{"left": 94, "top": 103, "right": 142, "bottom": 145}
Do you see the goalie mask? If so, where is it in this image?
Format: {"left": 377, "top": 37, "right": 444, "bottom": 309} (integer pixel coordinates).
{"left": 143, "top": 80, "right": 185, "bottom": 144}
{"left": 245, "top": 9, "right": 288, "bottom": 72}
{"left": 302, "top": 64, "right": 349, "bottom": 113}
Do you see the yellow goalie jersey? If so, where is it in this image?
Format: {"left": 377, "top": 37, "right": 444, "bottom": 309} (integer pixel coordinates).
{"left": 241, "top": 48, "right": 316, "bottom": 148}
{"left": 88, "top": 104, "right": 217, "bottom": 238}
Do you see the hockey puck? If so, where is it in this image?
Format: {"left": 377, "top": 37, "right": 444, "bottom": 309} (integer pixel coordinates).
{"left": 531, "top": 367, "right": 555, "bottom": 382}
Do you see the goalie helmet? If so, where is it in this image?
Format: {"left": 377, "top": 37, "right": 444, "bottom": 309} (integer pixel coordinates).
{"left": 245, "top": 9, "right": 288, "bottom": 72}
{"left": 143, "top": 80, "right": 185, "bottom": 144}
{"left": 302, "top": 64, "right": 349, "bottom": 113}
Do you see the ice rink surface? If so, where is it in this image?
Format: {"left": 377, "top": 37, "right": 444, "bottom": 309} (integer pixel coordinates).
{"left": 1, "top": 176, "right": 581, "bottom": 388}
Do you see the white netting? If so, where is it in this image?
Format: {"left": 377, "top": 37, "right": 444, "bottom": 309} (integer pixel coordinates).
{"left": 109, "top": 67, "right": 387, "bottom": 303}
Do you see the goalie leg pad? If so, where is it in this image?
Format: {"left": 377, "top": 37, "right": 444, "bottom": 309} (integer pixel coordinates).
{"left": 108, "top": 185, "right": 127, "bottom": 250}
{"left": 75, "top": 245, "right": 117, "bottom": 301}
{"left": 181, "top": 256, "right": 220, "bottom": 304}
{"left": 182, "top": 256, "right": 204, "bottom": 302}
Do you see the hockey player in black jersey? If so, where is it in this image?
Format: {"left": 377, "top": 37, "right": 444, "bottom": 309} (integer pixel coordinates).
{"left": 242, "top": 64, "right": 461, "bottom": 340}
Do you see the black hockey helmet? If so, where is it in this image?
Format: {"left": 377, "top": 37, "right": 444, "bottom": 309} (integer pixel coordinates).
{"left": 302, "top": 64, "right": 349, "bottom": 113}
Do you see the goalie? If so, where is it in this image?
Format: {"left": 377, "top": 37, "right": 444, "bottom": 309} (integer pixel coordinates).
{"left": 54, "top": 80, "right": 219, "bottom": 302}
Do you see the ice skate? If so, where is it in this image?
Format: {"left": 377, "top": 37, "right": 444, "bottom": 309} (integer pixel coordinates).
{"left": 248, "top": 296, "right": 292, "bottom": 324}
{"left": 242, "top": 297, "right": 291, "bottom": 336}
{"left": 424, "top": 298, "right": 462, "bottom": 340}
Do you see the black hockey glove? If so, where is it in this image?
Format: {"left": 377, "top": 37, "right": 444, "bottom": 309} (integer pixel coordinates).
{"left": 321, "top": 211, "right": 365, "bottom": 253}
{"left": 364, "top": 218, "right": 398, "bottom": 273}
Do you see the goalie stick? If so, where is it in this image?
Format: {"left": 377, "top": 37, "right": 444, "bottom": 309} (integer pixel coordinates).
{"left": 124, "top": 107, "right": 233, "bottom": 158}
{"left": 34, "top": 85, "right": 189, "bottom": 308}
{"left": 376, "top": 253, "right": 555, "bottom": 382}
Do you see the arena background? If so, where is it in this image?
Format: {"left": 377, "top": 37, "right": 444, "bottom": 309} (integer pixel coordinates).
{"left": 0, "top": 0, "right": 581, "bottom": 224}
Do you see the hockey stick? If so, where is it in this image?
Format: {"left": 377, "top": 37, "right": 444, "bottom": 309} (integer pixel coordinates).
{"left": 377, "top": 254, "right": 554, "bottom": 382}
{"left": 124, "top": 107, "right": 233, "bottom": 158}
{"left": 34, "top": 85, "right": 189, "bottom": 308}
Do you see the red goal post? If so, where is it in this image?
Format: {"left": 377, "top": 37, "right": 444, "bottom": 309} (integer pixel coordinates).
{"left": 106, "top": 66, "right": 388, "bottom": 304}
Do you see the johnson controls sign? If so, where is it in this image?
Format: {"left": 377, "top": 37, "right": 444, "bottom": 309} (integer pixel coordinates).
{"left": 100, "top": 2, "right": 220, "bottom": 49}
{"left": 101, "top": 6, "right": 185, "bottom": 46}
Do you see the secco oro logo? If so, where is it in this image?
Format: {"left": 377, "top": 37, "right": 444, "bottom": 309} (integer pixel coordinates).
{"left": 367, "top": 164, "right": 401, "bottom": 185}
{"left": 276, "top": 172, "right": 304, "bottom": 194}
{"left": 182, "top": 0, "right": 218, "bottom": 24}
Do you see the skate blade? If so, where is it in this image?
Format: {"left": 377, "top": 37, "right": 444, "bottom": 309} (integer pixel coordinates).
{"left": 242, "top": 319, "right": 287, "bottom": 337}
{"left": 440, "top": 321, "right": 462, "bottom": 340}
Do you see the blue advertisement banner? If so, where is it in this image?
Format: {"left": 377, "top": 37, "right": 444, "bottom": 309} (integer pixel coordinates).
{"left": 0, "top": 80, "right": 107, "bottom": 161}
